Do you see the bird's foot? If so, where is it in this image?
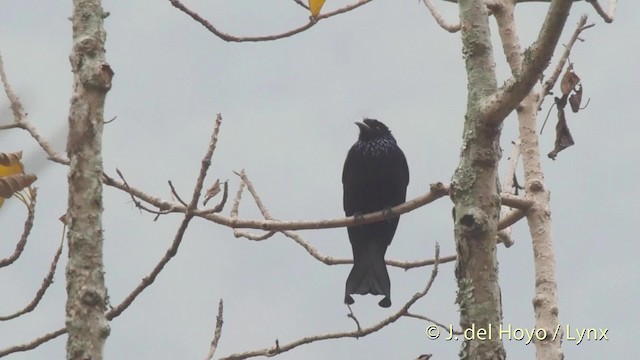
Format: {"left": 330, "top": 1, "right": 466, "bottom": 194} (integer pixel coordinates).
{"left": 378, "top": 296, "right": 391, "bottom": 308}
{"left": 382, "top": 207, "right": 395, "bottom": 222}
{"left": 344, "top": 294, "right": 355, "bottom": 305}
{"left": 352, "top": 212, "right": 364, "bottom": 225}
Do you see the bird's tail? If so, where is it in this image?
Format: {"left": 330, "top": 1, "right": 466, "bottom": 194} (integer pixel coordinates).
{"left": 344, "top": 241, "right": 391, "bottom": 308}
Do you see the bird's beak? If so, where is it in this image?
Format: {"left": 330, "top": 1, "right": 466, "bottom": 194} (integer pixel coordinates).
{"left": 355, "top": 121, "right": 371, "bottom": 133}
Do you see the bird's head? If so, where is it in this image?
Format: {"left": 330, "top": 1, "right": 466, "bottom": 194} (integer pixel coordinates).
{"left": 355, "top": 118, "right": 393, "bottom": 142}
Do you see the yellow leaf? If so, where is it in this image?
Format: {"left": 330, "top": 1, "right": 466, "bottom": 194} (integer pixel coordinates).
{"left": 0, "top": 151, "right": 36, "bottom": 209}
{"left": 308, "top": 0, "right": 326, "bottom": 17}
{"left": 0, "top": 151, "right": 24, "bottom": 177}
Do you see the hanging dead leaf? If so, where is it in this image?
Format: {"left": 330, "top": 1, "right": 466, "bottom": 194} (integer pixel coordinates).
{"left": 308, "top": 0, "right": 326, "bottom": 17}
{"left": 547, "top": 107, "right": 574, "bottom": 160}
{"left": 203, "top": 178, "right": 221, "bottom": 206}
{"left": 0, "top": 173, "right": 37, "bottom": 198}
{"left": 569, "top": 84, "right": 583, "bottom": 113}
{"left": 560, "top": 63, "right": 580, "bottom": 96}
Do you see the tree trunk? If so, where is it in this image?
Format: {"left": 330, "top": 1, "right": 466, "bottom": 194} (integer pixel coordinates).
{"left": 65, "top": 1, "right": 113, "bottom": 360}
{"left": 452, "top": 1, "right": 506, "bottom": 359}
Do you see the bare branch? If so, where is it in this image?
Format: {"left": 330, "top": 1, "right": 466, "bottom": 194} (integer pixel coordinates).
{"left": 292, "top": 0, "right": 309, "bottom": 10}
{"left": 0, "top": 234, "right": 63, "bottom": 321}
{"left": 281, "top": 227, "right": 457, "bottom": 270}
{"left": 586, "top": 0, "right": 616, "bottom": 23}
{"left": 117, "top": 168, "right": 171, "bottom": 216}
{"left": 169, "top": 0, "right": 373, "bottom": 43}
{"left": 108, "top": 114, "right": 223, "bottom": 320}
{"left": 0, "top": 52, "right": 25, "bottom": 123}
{"left": 482, "top": 0, "right": 576, "bottom": 125}
{"left": 234, "top": 170, "right": 457, "bottom": 269}
{"left": 0, "top": 327, "right": 67, "bottom": 357}
{"left": 218, "top": 244, "right": 441, "bottom": 360}
{"left": 538, "top": 15, "right": 593, "bottom": 110}
{"left": 234, "top": 169, "right": 274, "bottom": 219}
{"left": 498, "top": 208, "right": 527, "bottom": 230}
{"left": 0, "top": 190, "right": 36, "bottom": 268}
{"left": 0, "top": 52, "right": 68, "bottom": 165}
{"left": 227, "top": 181, "right": 450, "bottom": 231}
{"left": 421, "top": 0, "right": 461, "bottom": 33}
{"left": 168, "top": 180, "right": 189, "bottom": 207}
{"left": 109, "top": 166, "right": 527, "bottom": 234}
{"left": 404, "top": 312, "right": 462, "bottom": 335}
{"left": 346, "top": 305, "right": 362, "bottom": 332}
{"left": 204, "top": 299, "right": 224, "bottom": 360}
{"left": 0, "top": 115, "right": 225, "bottom": 356}
{"left": 496, "top": 229, "right": 514, "bottom": 247}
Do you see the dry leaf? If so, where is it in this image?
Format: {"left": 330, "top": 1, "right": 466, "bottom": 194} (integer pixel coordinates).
{"left": 0, "top": 173, "right": 37, "bottom": 198}
{"left": 203, "top": 178, "right": 221, "bottom": 206}
{"left": 547, "top": 105, "right": 574, "bottom": 160}
{"left": 569, "top": 84, "right": 583, "bottom": 113}
{"left": 560, "top": 63, "right": 580, "bottom": 96}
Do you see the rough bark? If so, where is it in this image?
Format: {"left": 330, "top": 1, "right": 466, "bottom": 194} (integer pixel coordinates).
{"left": 452, "top": 0, "right": 574, "bottom": 359}
{"left": 65, "top": 1, "right": 113, "bottom": 360}
{"left": 452, "top": 1, "right": 505, "bottom": 359}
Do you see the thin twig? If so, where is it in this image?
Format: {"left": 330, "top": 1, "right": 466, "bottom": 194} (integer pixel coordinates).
{"left": 421, "top": 0, "right": 461, "bottom": 33}
{"left": 108, "top": 114, "right": 224, "bottom": 320}
{"left": 219, "top": 243, "right": 441, "bottom": 360}
{"left": 169, "top": 0, "right": 374, "bottom": 43}
{"left": 168, "top": 180, "right": 188, "bottom": 207}
{"left": 224, "top": 179, "right": 530, "bottom": 232}
{"left": 586, "top": 0, "right": 616, "bottom": 23}
{"left": 117, "top": 168, "right": 171, "bottom": 216}
{"left": 235, "top": 170, "right": 457, "bottom": 270}
{"left": 204, "top": 299, "right": 224, "bottom": 360}
{"left": 0, "top": 328, "right": 67, "bottom": 357}
{"left": 0, "top": 52, "right": 69, "bottom": 165}
{"left": 0, "top": 230, "right": 63, "bottom": 321}
{"left": 346, "top": 305, "right": 362, "bottom": 333}
{"left": 538, "top": 15, "right": 593, "bottom": 111}
{"left": 0, "top": 190, "right": 36, "bottom": 268}
{"left": 291, "top": 0, "right": 309, "bottom": 10}
{"left": 404, "top": 312, "right": 462, "bottom": 335}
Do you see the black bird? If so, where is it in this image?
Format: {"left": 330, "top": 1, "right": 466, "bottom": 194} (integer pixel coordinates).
{"left": 342, "top": 118, "right": 409, "bottom": 308}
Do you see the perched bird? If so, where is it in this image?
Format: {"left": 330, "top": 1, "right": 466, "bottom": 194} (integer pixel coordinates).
{"left": 342, "top": 118, "right": 409, "bottom": 308}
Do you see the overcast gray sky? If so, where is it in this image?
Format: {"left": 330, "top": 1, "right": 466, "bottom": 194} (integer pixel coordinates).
{"left": 1, "top": 1, "right": 637, "bottom": 359}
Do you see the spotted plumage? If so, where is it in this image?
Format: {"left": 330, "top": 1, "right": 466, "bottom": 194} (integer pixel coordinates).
{"left": 342, "top": 118, "right": 409, "bottom": 308}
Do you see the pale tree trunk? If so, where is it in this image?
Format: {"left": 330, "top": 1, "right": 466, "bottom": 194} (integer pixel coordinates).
{"left": 452, "top": 0, "right": 573, "bottom": 359}
{"left": 495, "top": 3, "right": 563, "bottom": 359}
{"left": 65, "top": 1, "right": 113, "bottom": 360}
